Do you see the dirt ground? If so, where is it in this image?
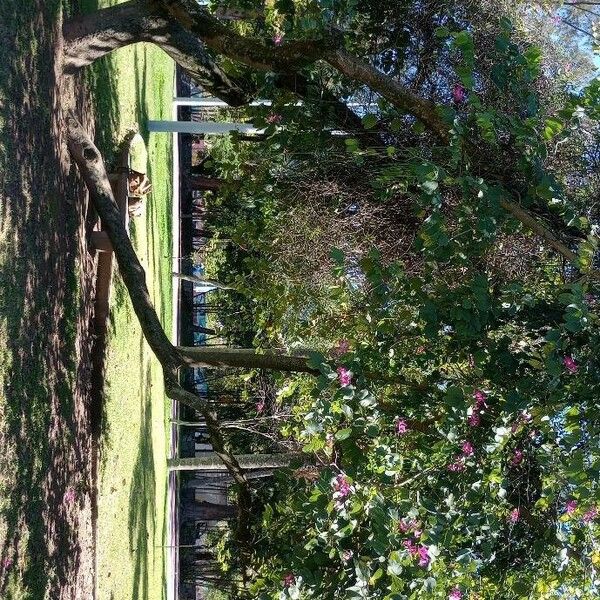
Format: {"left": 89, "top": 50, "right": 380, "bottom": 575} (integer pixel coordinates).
{"left": 0, "top": 1, "right": 101, "bottom": 597}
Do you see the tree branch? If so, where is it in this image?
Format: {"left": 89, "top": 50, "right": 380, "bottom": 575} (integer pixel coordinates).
{"left": 177, "top": 346, "right": 319, "bottom": 374}
{"left": 66, "top": 112, "right": 252, "bottom": 499}
{"left": 152, "top": 0, "right": 600, "bottom": 270}
{"left": 63, "top": 0, "right": 250, "bottom": 105}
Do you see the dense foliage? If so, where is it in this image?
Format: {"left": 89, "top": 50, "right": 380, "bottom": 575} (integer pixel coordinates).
{"left": 197, "top": 1, "right": 600, "bottom": 598}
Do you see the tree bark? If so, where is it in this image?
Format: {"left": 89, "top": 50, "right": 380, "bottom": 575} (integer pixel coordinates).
{"left": 66, "top": 114, "right": 254, "bottom": 489}
{"left": 67, "top": 113, "right": 183, "bottom": 377}
{"left": 168, "top": 453, "right": 300, "bottom": 471}
{"left": 182, "top": 500, "right": 236, "bottom": 521}
{"left": 177, "top": 346, "right": 318, "bottom": 374}
{"left": 63, "top": 0, "right": 250, "bottom": 106}
{"left": 189, "top": 175, "right": 223, "bottom": 191}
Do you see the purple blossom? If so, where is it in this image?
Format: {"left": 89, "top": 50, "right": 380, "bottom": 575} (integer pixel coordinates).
{"left": 398, "top": 518, "right": 420, "bottom": 536}
{"left": 563, "top": 356, "right": 578, "bottom": 374}
{"left": 2, "top": 557, "right": 13, "bottom": 570}
{"left": 273, "top": 34, "right": 284, "bottom": 46}
{"left": 461, "top": 441, "right": 474, "bottom": 457}
{"left": 473, "top": 390, "right": 487, "bottom": 410}
{"left": 449, "top": 587, "right": 463, "bottom": 600}
{"left": 509, "top": 508, "right": 520, "bottom": 523}
{"left": 565, "top": 500, "right": 577, "bottom": 515}
{"left": 511, "top": 449, "right": 524, "bottom": 467}
{"left": 64, "top": 488, "right": 76, "bottom": 503}
{"left": 447, "top": 458, "right": 466, "bottom": 473}
{"left": 396, "top": 419, "right": 409, "bottom": 435}
{"left": 337, "top": 367, "right": 352, "bottom": 387}
{"left": 256, "top": 400, "right": 265, "bottom": 413}
{"left": 551, "top": 15, "right": 562, "bottom": 26}
{"left": 417, "top": 545, "right": 430, "bottom": 567}
{"left": 398, "top": 519, "right": 414, "bottom": 533}
{"left": 452, "top": 84, "right": 467, "bottom": 104}
{"left": 583, "top": 507, "right": 598, "bottom": 523}
{"left": 403, "top": 538, "right": 419, "bottom": 556}
{"left": 467, "top": 413, "right": 481, "bottom": 427}
{"left": 342, "top": 549, "right": 354, "bottom": 562}
{"left": 283, "top": 573, "right": 295, "bottom": 587}
{"left": 266, "top": 113, "right": 282, "bottom": 124}
{"left": 333, "top": 474, "right": 351, "bottom": 499}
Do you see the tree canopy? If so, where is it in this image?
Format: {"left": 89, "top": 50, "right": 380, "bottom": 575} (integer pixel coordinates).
{"left": 62, "top": 0, "right": 600, "bottom": 597}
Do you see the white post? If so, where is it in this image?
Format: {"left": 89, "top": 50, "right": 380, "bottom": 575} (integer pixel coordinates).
{"left": 147, "top": 120, "right": 264, "bottom": 135}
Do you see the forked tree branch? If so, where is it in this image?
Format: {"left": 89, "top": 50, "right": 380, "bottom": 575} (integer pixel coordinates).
{"left": 63, "top": 0, "right": 251, "bottom": 106}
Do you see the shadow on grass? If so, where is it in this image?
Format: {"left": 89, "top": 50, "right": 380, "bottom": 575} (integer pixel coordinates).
{"left": 128, "top": 360, "right": 157, "bottom": 600}
{"left": 0, "top": 0, "right": 97, "bottom": 598}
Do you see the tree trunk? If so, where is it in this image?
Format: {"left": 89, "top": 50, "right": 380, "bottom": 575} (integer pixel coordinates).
{"left": 66, "top": 115, "right": 254, "bottom": 500}
{"left": 189, "top": 175, "right": 223, "bottom": 191}
{"left": 67, "top": 113, "right": 183, "bottom": 377}
{"left": 168, "top": 453, "right": 300, "bottom": 471}
{"left": 182, "top": 500, "right": 236, "bottom": 521}
{"left": 177, "top": 346, "right": 318, "bottom": 374}
{"left": 62, "top": 0, "right": 249, "bottom": 106}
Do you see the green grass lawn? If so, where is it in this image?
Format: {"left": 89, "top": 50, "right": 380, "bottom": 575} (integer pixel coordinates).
{"left": 86, "top": 10, "right": 175, "bottom": 600}
{"left": 0, "top": 0, "right": 174, "bottom": 597}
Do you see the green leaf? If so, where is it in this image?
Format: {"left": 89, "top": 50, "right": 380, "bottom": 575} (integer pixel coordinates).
{"left": 330, "top": 247, "right": 345, "bottom": 265}
{"left": 362, "top": 113, "right": 378, "bottom": 129}
{"left": 543, "top": 117, "right": 564, "bottom": 141}
{"left": 335, "top": 428, "right": 352, "bottom": 441}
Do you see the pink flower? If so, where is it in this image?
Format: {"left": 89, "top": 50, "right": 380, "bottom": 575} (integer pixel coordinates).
{"left": 396, "top": 419, "right": 409, "bottom": 435}
{"left": 509, "top": 508, "right": 520, "bottom": 523}
{"left": 266, "top": 113, "right": 282, "bottom": 124}
{"left": 333, "top": 474, "right": 352, "bottom": 499}
{"left": 467, "top": 413, "right": 480, "bottom": 427}
{"left": 256, "top": 400, "right": 265, "bottom": 413}
{"left": 403, "top": 538, "right": 419, "bottom": 556}
{"left": 342, "top": 549, "right": 354, "bottom": 562}
{"left": 473, "top": 389, "right": 488, "bottom": 409}
{"left": 273, "top": 34, "right": 284, "bottom": 46}
{"left": 551, "top": 15, "right": 562, "bottom": 26}
{"left": 417, "top": 545, "right": 430, "bottom": 567}
{"left": 398, "top": 519, "right": 414, "bottom": 533}
{"left": 447, "top": 458, "right": 466, "bottom": 472}
{"left": 2, "top": 557, "right": 13, "bottom": 570}
{"left": 283, "top": 573, "right": 295, "bottom": 587}
{"left": 449, "top": 587, "right": 463, "bottom": 600}
{"left": 452, "top": 84, "right": 467, "bottom": 104}
{"left": 511, "top": 449, "right": 524, "bottom": 467}
{"left": 565, "top": 500, "right": 577, "bottom": 515}
{"left": 563, "top": 356, "right": 578, "bottom": 374}
{"left": 64, "top": 488, "right": 76, "bottom": 503}
{"left": 398, "top": 518, "right": 421, "bottom": 535}
{"left": 461, "top": 441, "right": 474, "bottom": 457}
{"left": 583, "top": 507, "right": 598, "bottom": 523}
{"left": 337, "top": 367, "right": 352, "bottom": 387}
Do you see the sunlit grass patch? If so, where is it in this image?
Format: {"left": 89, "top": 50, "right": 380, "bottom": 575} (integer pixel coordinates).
{"left": 88, "top": 15, "right": 174, "bottom": 600}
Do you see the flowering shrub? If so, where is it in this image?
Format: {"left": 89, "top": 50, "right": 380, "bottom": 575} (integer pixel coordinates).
{"left": 207, "top": 17, "right": 600, "bottom": 600}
